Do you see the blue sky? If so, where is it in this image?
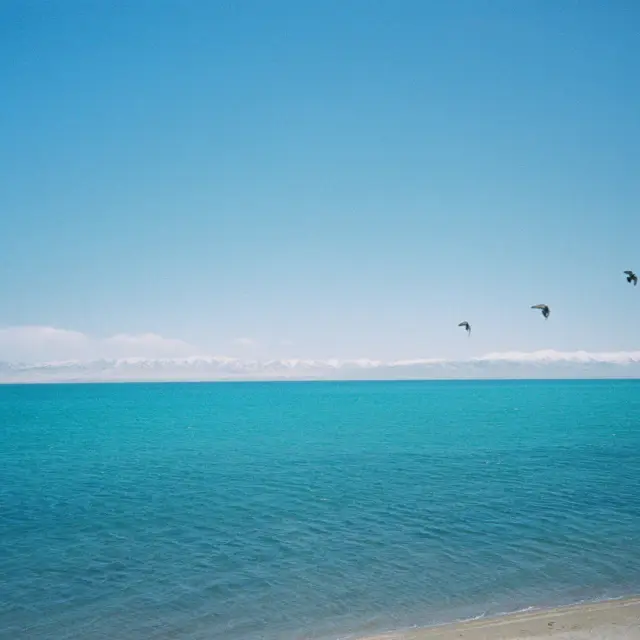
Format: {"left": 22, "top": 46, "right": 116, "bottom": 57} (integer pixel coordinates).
{"left": 1, "top": 0, "right": 640, "bottom": 369}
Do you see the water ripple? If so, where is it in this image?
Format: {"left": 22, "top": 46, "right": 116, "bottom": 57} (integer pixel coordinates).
{"left": 1, "top": 381, "right": 640, "bottom": 639}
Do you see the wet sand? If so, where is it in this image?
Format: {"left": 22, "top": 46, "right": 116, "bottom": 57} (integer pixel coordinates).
{"left": 363, "top": 597, "right": 640, "bottom": 640}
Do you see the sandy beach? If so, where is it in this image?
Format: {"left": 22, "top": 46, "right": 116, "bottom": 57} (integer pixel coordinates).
{"left": 363, "top": 598, "right": 640, "bottom": 640}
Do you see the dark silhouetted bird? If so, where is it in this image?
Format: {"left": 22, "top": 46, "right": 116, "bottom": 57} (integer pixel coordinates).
{"left": 531, "top": 304, "right": 550, "bottom": 319}
{"left": 624, "top": 270, "right": 637, "bottom": 286}
{"left": 458, "top": 321, "right": 471, "bottom": 336}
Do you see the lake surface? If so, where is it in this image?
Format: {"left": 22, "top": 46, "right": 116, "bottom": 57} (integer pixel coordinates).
{"left": 2, "top": 380, "right": 640, "bottom": 639}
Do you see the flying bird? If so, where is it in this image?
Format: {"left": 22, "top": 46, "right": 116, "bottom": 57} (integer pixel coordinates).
{"left": 531, "top": 304, "right": 550, "bottom": 319}
{"left": 624, "top": 270, "right": 637, "bottom": 286}
{"left": 458, "top": 321, "right": 471, "bottom": 336}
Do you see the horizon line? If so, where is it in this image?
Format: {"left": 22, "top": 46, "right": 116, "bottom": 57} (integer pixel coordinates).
{"left": 2, "top": 376, "right": 640, "bottom": 387}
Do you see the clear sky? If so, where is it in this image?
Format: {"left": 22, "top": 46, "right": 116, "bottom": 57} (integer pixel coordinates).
{"left": 1, "top": 0, "right": 640, "bottom": 368}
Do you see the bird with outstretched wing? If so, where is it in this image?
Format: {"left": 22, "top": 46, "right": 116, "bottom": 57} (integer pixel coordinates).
{"left": 531, "top": 304, "right": 550, "bottom": 319}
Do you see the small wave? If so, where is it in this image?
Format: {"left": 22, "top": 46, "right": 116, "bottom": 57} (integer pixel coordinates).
{"left": 353, "top": 596, "right": 640, "bottom": 640}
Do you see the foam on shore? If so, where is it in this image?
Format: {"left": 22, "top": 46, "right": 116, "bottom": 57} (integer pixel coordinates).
{"left": 361, "top": 597, "right": 640, "bottom": 640}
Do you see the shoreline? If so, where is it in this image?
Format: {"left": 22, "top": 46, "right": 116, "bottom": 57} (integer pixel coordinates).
{"left": 360, "top": 596, "right": 640, "bottom": 640}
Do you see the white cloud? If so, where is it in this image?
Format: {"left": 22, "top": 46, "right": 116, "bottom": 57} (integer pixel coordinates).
{"left": 103, "top": 333, "right": 198, "bottom": 358}
{"left": 0, "top": 326, "right": 90, "bottom": 362}
{"left": 0, "top": 326, "right": 200, "bottom": 363}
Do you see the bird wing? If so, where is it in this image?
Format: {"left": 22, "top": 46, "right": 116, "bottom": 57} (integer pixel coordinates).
{"left": 458, "top": 322, "right": 468, "bottom": 327}
{"left": 531, "top": 304, "right": 546, "bottom": 310}
{"left": 624, "top": 271, "right": 633, "bottom": 276}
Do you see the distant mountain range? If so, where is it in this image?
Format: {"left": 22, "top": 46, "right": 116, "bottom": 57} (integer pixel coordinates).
{"left": 1, "top": 350, "right": 640, "bottom": 383}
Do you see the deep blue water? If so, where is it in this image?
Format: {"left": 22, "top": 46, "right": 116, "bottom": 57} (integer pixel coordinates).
{"left": 2, "top": 380, "right": 640, "bottom": 640}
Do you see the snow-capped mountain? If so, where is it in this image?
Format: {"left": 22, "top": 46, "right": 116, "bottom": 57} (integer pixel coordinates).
{"left": 1, "top": 350, "right": 640, "bottom": 383}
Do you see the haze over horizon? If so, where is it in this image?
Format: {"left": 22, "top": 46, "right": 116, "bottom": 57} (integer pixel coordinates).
{"left": 2, "top": 0, "right": 639, "bottom": 380}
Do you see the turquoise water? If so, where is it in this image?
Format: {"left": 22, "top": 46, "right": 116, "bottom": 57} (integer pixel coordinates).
{"left": 2, "top": 380, "right": 640, "bottom": 639}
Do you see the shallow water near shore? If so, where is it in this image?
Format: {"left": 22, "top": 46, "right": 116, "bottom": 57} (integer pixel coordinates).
{"left": 2, "top": 380, "right": 640, "bottom": 639}
{"left": 364, "top": 597, "right": 640, "bottom": 640}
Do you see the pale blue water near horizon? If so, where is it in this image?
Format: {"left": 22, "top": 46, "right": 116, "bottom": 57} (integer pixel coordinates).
{"left": 2, "top": 380, "right": 640, "bottom": 640}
